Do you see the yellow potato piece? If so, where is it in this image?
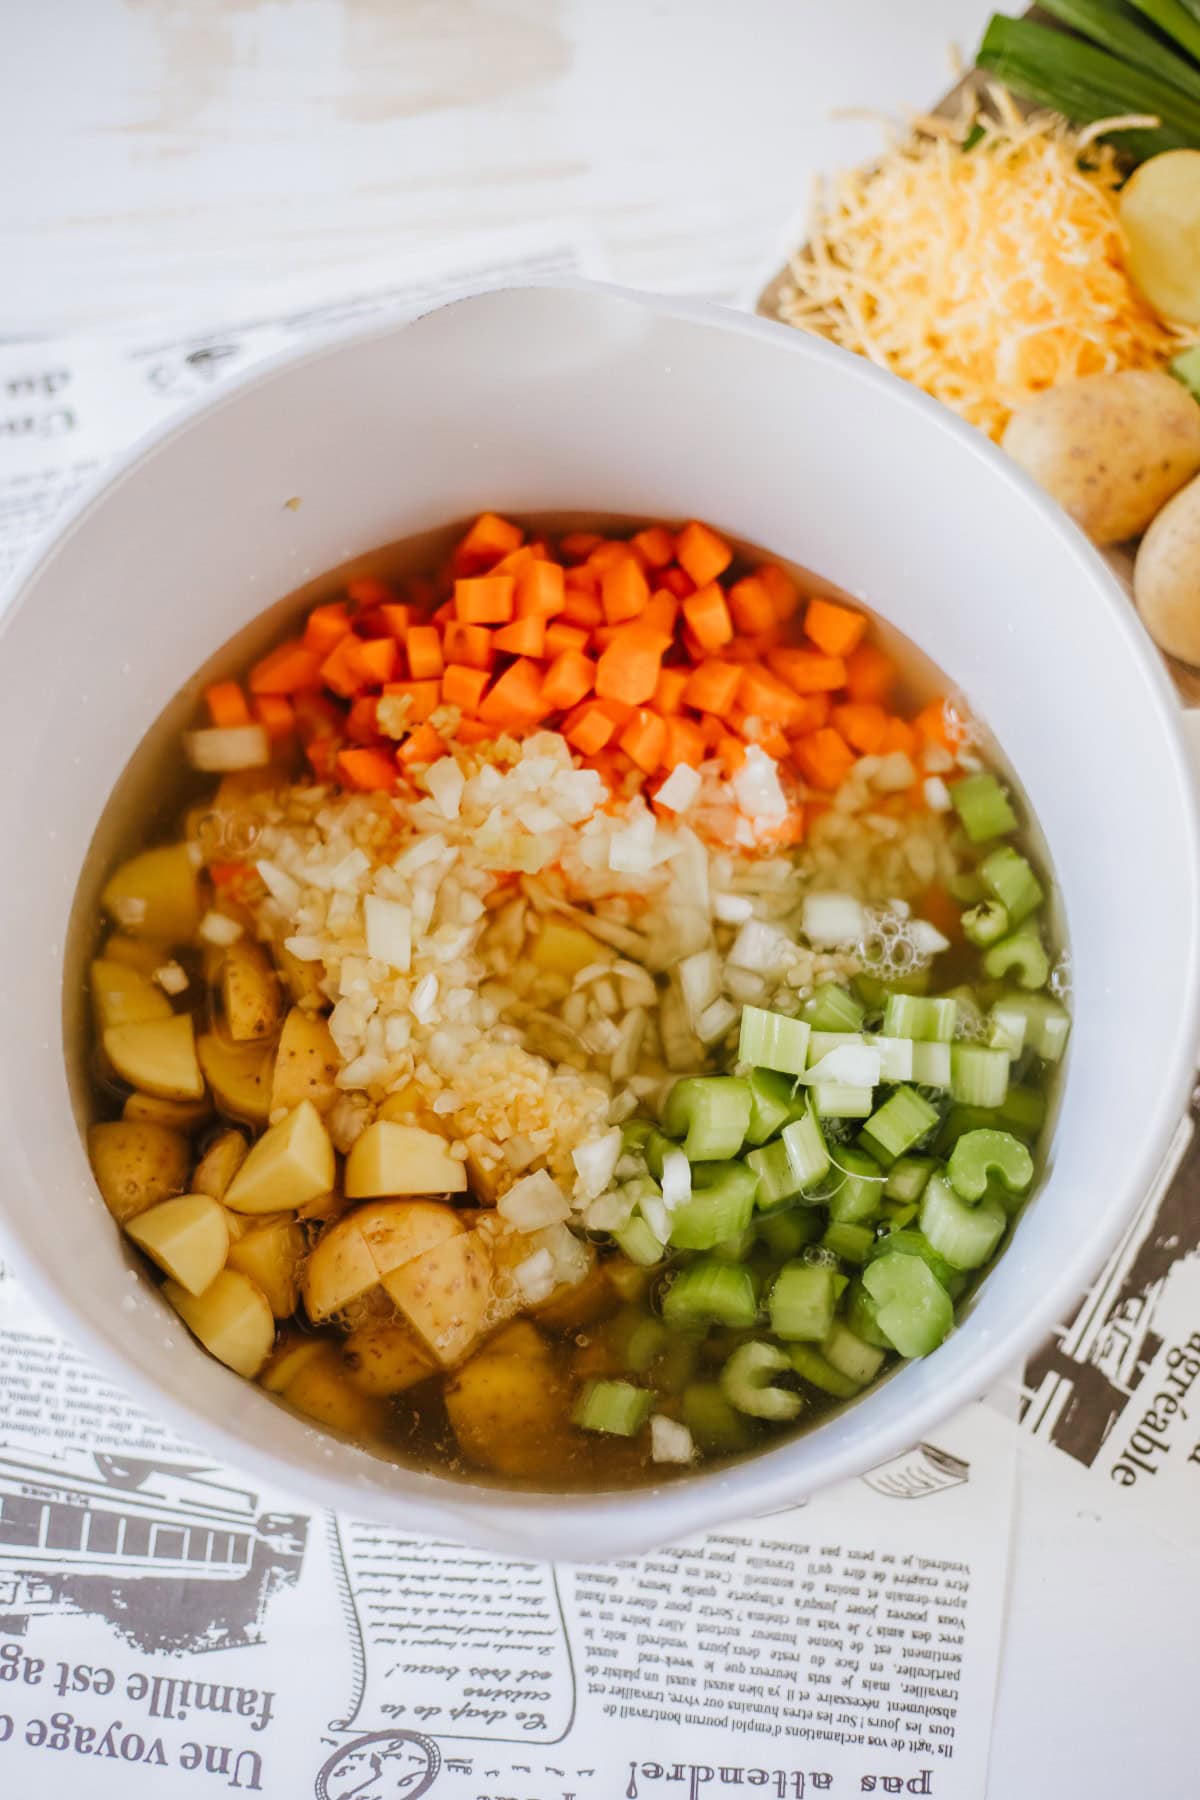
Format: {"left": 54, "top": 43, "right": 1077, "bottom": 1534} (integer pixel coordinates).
{"left": 220, "top": 938, "right": 283, "bottom": 1043}
{"left": 192, "top": 1128, "right": 250, "bottom": 1202}
{"left": 197, "top": 1033, "right": 273, "bottom": 1125}
{"left": 123, "top": 1090, "right": 212, "bottom": 1130}
{"left": 91, "top": 958, "right": 172, "bottom": 1030}
{"left": 163, "top": 1268, "right": 275, "bottom": 1378}
{"left": 301, "top": 1213, "right": 381, "bottom": 1323}
{"left": 533, "top": 1254, "right": 614, "bottom": 1332}
{"left": 345, "top": 1120, "right": 467, "bottom": 1198}
{"left": 101, "top": 933, "right": 169, "bottom": 976}
{"left": 343, "top": 1319, "right": 437, "bottom": 1395}
{"left": 300, "top": 1199, "right": 461, "bottom": 1322}
{"left": 445, "top": 1322, "right": 574, "bottom": 1477}
{"left": 126, "top": 1194, "right": 229, "bottom": 1296}
{"left": 1119, "top": 149, "right": 1200, "bottom": 326}
{"left": 357, "top": 1199, "right": 464, "bottom": 1275}
{"left": 1134, "top": 470, "right": 1200, "bottom": 663}
{"left": 275, "top": 1340, "right": 392, "bottom": 1441}
{"left": 101, "top": 843, "right": 201, "bottom": 942}
{"left": 104, "top": 1014, "right": 205, "bottom": 1102}
{"left": 529, "top": 918, "right": 609, "bottom": 977}
{"left": 273, "top": 940, "right": 326, "bottom": 1009}
{"left": 260, "top": 1329, "right": 328, "bottom": 1394}
{"left": 383, "top": 1230, "right": 492, "bottom": 1366}
{"left": 224, "top": 1100, "right": 335, "bottom": 1215}
{"left": 227, "top": 1216, "right": 307, "bottom": 1318}
{"left": 271, "top": 1007, "right": 341, "bottom": 1116}
{"left": 88, "top": 1119, "right": 189, "bottom": 1224}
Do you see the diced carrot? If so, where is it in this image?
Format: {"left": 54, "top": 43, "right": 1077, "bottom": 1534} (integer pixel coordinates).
{"left": 565, "top": 565, "right": 600, "bottom": 597}
{"left": 490, "top": 544, "right": 537, "bottom": 578}
{"left": 493, "top": 614, "right": 546, "bottom": 656}
{"left": 682, "top": 582, "right": 734, "bottom": 652}
{"left": 631, "top": 525, "right": 675, "bottom": 569}
{"left": 756, "top": 563, "right": 800, "bottom": 620}
{"left": 591, "top": 625, "right": 619, "bottom": 654}
{"left": 619, "top": 707, "right": 668, "bottom": 774}
{"left": 544, "top": 621, "right": 590, "bottom": 657}
{"left": 699, "top": 714, "right": 724, "bottom": 750}
{"left": 397, "top": 724, "right": 445, "bottom": 766}
{"left": 919, "top": 883, "right": 963, "bottom": 944}
{"left": 832, "top": 702, "right": 888, "bottom": 754}
{"left": 588, "top": 539, "right": 643, "bottom": 574}
{"left": 914, "top": 698, "right": 955, "bottom": 750}
{"left": 682, "top": 659, "right": 742, "bottom": 715}
{"left": 664, "top": 715, "right": 705, "bottom": 767}
{"left": 375, "top": 602, "right": 412, "bottom": 642}
{"left": 432, "top": 599, "right": 456, "bottom": 626}
{"left": 515, "top": 560, "right": 565, "bottom": 619}
{"left": 354, "top": 638, "right": 398, "bottom": 685}
{"left": 643, "top": 590, "right": 680, "bottom": 634}
{"left": 880, "top": 716, "right": 918, "bottom": 757}
{"left": 786, "top": 693, "right": 832, "bottom": 736}
{"left": 305, "top": 736, "right": 341, "bottom": 782}
{"left": 336, "top": 747, "right": 397, "bottom": 791}
{"left": 249, "top": 640, "right": 323, "bottom": 695}
{"left": 767, "top": 647, "right": 847, "bottom": 693}
{"left": 594, "top": 624, "right": 672, "bottom": 705}
{"left": 727, "top": 576, "right": 777, "bottom": 635}
{"left": 844, "top": 641, "right": 896, "bottom": 704}
{"left": 559, "top": 531, "right": 604, "bottom": 563}
{"left": 381, "top": 679, "right": 440, "bottom": 723}
{"left": 478, "top": 657, "right": 548, "bottom": 726}
{"left": 443, "top": 622, "right": 495, "bottom": 670}
{"left": 676, "top": 520, "right": 733, "bottom": 587}
{"left": 736, "top": 664, "right": 805, "bottom": 725}
{"left": 441, "top": 664, "right": 490, "bottom": 715}
{"left": 541, "top": 649, "right": 595, "bottom": 711}
{"left": 455, "top": 575, "right": 514, "bottom": 625}
{"left": 454, "top": 718, "right": 495, "bottom": 744}
{"left": 653, "top": 667, "right": 689, "bottom": 714}
{"left": 564, "top": 701, "right": 617, "bottom": 755}
{"left": 205, "top": 681, "right": 251, "bottom": 729}
{"left": 346, "top": 576, "right": 398, "bottom": 608}
{"left": 406, "top": 575, "right": 439, "bottom": 612}
{"left": 793, "top": 727, "right": 857, "bottom": 791}
{"left": 352, "top": 608, "right": 390, "bottom": 640}
{"left": 561, "top": 588, "right": 604, "bottom": 630}
{"left": 732, "top": 712, "right": 790, "bottom": 757}
{"left": 406, "top": 625, "right": 444, "bottom": 680}
{"left": 660, "top": 566, "right": 696, "bottom": 599}
{"left": 319, "top": 636, "right": 367, "bottom": 698}
{"left": 453, "top": 512, "right": 523, "bottom": 574}
{"left": 756, "top": 810, "right": 806, "bottom": 848}
{"left": 346, "top": 695, "right": 382, "bottom": 743}
{"left": 302, "top": 603, "right": 356, "bottom": 657}
{"left": 253, "top": 695, "right": 295, "bottom": 740}
{"left": 717, "top": 733, "right": 746, "bottom": 777}
{"left": 805, "top": 596, "right": 868, "bottom": 658}
{"left": 601, "top": 556, "right": 650, "bottom": 625}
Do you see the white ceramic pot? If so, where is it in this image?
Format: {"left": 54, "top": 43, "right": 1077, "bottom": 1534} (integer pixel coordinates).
{"left": 0, "top": 284, "right": 1195, "bottom": 1558}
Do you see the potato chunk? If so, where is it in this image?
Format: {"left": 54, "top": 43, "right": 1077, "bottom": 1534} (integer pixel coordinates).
{"left": 123, "top": 1091, "right": 212, "bottom": 1130}
{"left": 104, "top": 1014, "right": 205, "bottom": 1101}
{"left": 197, "top": 1033, "right": 273, "bottom": 1125}
{"left": 220, "top": 939, "right": 283, "bottom": 1043}
{"left": 273, "top": 941, "right": 326, "bottom": 1009}
{"left": 227, "top": 1216, "right": 307, "bottom": 1317}
{"left": 163, "top": 1269, "right": 275, "bottom": 1378}
{"left": 301, "top": 1200, "right": 462, "bottom": 1323}
{"left": 101, "top": 933, "right": 169, "bottom": 976}
{"left": 126, "top": 1194, "right": 229, "bottom": 1296}
{"left": 272, "top": 1339, "right": 392, "bottom": 1440}
{"left": 343, "top": 1319, "right": 437, "bottom": 1395}
{"left": 101, "top": 843, "right": 200, "bottom": 942}
{"left": 91, "top": 959, "right": 172, "bottom": 1030}
{"left": 345, "top": 1120, "right": 467, "bottom": 1199}
{"left": 445, "top": 1322, "right": 574, "bottom": 1477}
{"left": 382, "top": 1230, "right": 492, "bottom": 1366}
{"left": 88, "top": 1120, "right": 189, "bottom": 1223}
{"left": 224, "top": 1100, "right": 335, "bottom": 1215}
{"left": 192, "top": 1128, "right": 250, "bottom": 1201}
{"left": 271, "top": 1008, "right": 341, "bottom": 1116}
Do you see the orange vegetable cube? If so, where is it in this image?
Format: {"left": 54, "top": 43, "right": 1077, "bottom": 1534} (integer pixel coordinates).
{"left": 302, "top": 603, "right": 356, "bottom": 657}
{"left": 676, "top": 520, "right": 733, "bottom": 587}
{"left": 767, "top": 647, "right": 847, "bottom": 694}
{"left": 253, "top": 695, "right": 295, "bottom": 740}
{"left": 319, "top": 636, "right": 369, "bottom": 697}
{"left": 453, "top": 512, "right": 523, "bottom": 574}
{"left": 558, "top": 531, "right": 604, "bottom": 563}
{"left": 664, "top": 715, "right": 705, "bottom": 767}
{"left": 380, "top": 680, "right": 440, "bottom": 725}
{"left": 727, "top": 576, "right": 777, "bottom": 635}
{"left": 354, "top": 638, "right": 398, "bottom": 685}
{"left": 880, "top": 717, "right": 918, "bottom": 758}
{"left": 478, "top": 658, "right": 548, "bottom": 726}
{"left": 717, "top": 733, "right": 746, "bottom": 777}
{"left": 346, "top": 576, "right": 399, "bottom": 608}
{"left": 832, "top": 702, "right": 888, "bottom": 754}
{"left": 736, "top": 664, "right": 805, "bottom": 726}
{"left": 660, "top": 567, "right": 695, "bottom": 599}
{"left": 631, "top": 525, "right": 676, "bottom": 569}
{"left": 454, "top": 575, "right": 514, "bottom": 625}
{"left": 601, "top": 557, "right": 651, "bottom": 625}
{"left": 443, "top": 622, "right": 495, "bottom": 670}
{"left": 378, "top": 602, "right": 413, "bottom": 642}
{"left": 594, "top": 624, "right": 672, "bottom": 705}
{"left": 653, "top": 667, "right": 689, "bottom": 714}
{"left": 561, "top": 588, "right": 604, "bottom": 630}
{"left": 619, "top": 708, "right": 668, "bottom": 774}
{"left": 756, "top": 563, "right": 800, "bottom": 620}
{"left": 844, "top": 641, "right": 896, "bottom": 704}
{"left": 406, "top": 625, "right": 444, "bottom": 681}
{"left": 588, "top": 539, "right": 642, "bottom": 573}
{"left": 786, "top": 693, "right": 832, "bottom": 736}
{"left": 336, "top": 747, "right": 397, "bottom": 791}
{"left": 490, "top": 545, "right": 537, "bottom": 578}
{"left": 249, "top": 640, "right": 323, "bottom": 696}
{"left": 541, "top": 650, "right": 595, "bottom": 712}
{"left": 544, "top": 621, "right": 590, "bottom": 658}
{"left": 643, "top": 590, "right": 680, "bottom": 634}
{"left": 441, "top": 664, "right": 491, "bottom": 716}
{"left": 682, "top": 582, "right": 733, "bottom": 652}
{"left": 805, "top": 596, "right": 868, "bottom": 658}
{"left": 397, "top": 724, "right": 445, "bottom": 766}
{"left": 515, "top": 560, "right": 566, "bottom": 619}
{"left": 205, "top": 681, "right": 251, "bottom": 729}
{"left": 346, "top": 695, "right": 382, "bottom": 743}
{"left": 564, "top": 701, "right": 617, "bottom": 755}
{"left": 914, "top": 699, "right": 957, "bottom": 750}
{"left": 793, "top": 727, "right": 857, "bottom": 791}
{"left": 454, "top": 718, "right": 495, "bottom": 744}
{"left": 493, "top": 615, "right": 547, "bottom": 656}
{"left": 682, "top": 659, "right": 742, "bottom": 715}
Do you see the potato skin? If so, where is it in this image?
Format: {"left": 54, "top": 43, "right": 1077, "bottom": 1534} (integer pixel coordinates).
{"left": 1002, "top": 371, "right": 1200, "bottom": 545}
{"left": 1134, "top": 471, "right": 1200, "bottom": 663}
{"left": 88, "top": 1120, "right": 189, "bottom": 1223}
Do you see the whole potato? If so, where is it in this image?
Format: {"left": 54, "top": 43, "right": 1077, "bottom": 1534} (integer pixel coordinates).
{"left": 1134, "top": 471, "right": 1200, "bottom": 664}
{"left": 1002, "top": 370, "right": 1200, "bottom": 545}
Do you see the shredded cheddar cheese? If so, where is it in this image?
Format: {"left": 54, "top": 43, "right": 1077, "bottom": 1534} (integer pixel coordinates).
{"left": 777, "top": 89, "right": 1181, "bottom": 440}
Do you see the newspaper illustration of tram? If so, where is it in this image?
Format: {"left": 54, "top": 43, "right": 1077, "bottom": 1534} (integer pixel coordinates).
{"left": 0, "top": 1442, "right": 309, "bottom": 1653}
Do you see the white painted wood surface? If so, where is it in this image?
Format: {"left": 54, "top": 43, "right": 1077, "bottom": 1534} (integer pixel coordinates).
{"left": 2, "top": 4, "right": 1195, "bottom": 1796}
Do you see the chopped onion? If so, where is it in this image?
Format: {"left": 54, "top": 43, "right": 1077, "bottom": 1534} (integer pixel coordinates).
{"left": 910, "top": 919, "right": 951, "bottom": 957}
{"left": 924, "top": 776, "right": 952, "bottom": 811}
{"left": 586, "top": 1189, "right": 635, "bottom": 1230}
{"left": 697, "top": 996, "right": 739, "bottom": 1045}
{"left": 728, "top": 918, "right": 792, "bottom": 974}
{"left": 732, "top": 746, "right": 788, "bottom": 819}
{"left": 655, "top": 765, "right": 702, "bottom": 813}
{"left": 153, "top": 962, "right": 189, "bottom": 996}
{"left": 610, "top": 1005, "right": 647, "bottom": 1083}
{"left": 661, "top": 1148, "right": 692, "bottom": 1209}
{"left": 198, "top": 910, "right": 243, "bottom": 946}
{"left": 651, "top": 1415, "right": 696, "bottom": 1465}
{"left": 410, "top": 973, "right": 439, "bottom": 1023}
{"left": 363, "top": 895, "right": 412, "bottom": 972}
{"left": 677, "top": 948, "right": 721, "bottom": 1026}
{"left": 498, "top": 1170, "right": 569, "bottom": 1229}
{"left": 572, "top": 1126, "right": 622, "bottom": 1200}
{"left": 713, "top": 892, "right": 754, "bottom": 925}
{"left": 802, "top": 892, "right": 866, "bottom": 947}
{"left": 514, "top": 1247, "right": 556, "bottom": 1302}
{"left": 426, "top": 758, "right": 465, "bottom": 820}
{"left": 256, "top": 859, "right": 302, "bottom": 913}
{"left": 639, "top": 1192, "right": 671, "bottom": 1244}
{"left": 185, "top": 724, "right": 270, "bottom": 773}
{"left": 873, "top": 752, "right": 916, "bottom": 792}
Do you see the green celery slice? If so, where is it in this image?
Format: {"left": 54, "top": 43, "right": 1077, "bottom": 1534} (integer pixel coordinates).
{"left": 947, "top": 1128, "right": 1034, "bottom": 1202}
{"left": 802, "top": 983, "right": 866, "bottom": 1032}
{"left": 663, "top": 1260, "right": 759, "bottom": 1330}
{"left": 811, "top": 1082, "right": 874, "bottom": 1118}
{"left": 982, "top": 922, "right": 1051, "bottom": 990}
{"left": 613, "top": 1214, "right": 666, "bottom": 1267}
{"left": 719, "top": 1341, "right": 803, "bottom": 1421}
{"left": 862, "top": 1255, "right": 954, "bottom": 1358}
{"left": 738, "top": 1005, "right": 812, "bottom": 1076}
{"left": 910, "top": 1041, "right": 952, "bottom": 1088}
{"left": 827, "top": 1146, "right": 886, "bottom": 1223}
{"left": 789, "top": 1343, "right": 862, "bottom": 1398}
{"left": 978, "top": 845, "right": 1043, "bottom": 925}
{"left": 950, "top": 772, "right": 1017, "bottom": 843}
{"left": 781, "top": 1106, "right": 831, "bottom": 1188}
{"left": 963, "top": 899, "right": 1010, "bottom": 947}
{"left": 861, "top": 1084, "right": 939, "bottom": 1162}
{"left": 823, "top": 1221, "right": 874, "bottom": 1264}
{"left": 821, "top": 1321, "right": 887, "bottom": 1387}
{"left": 573, "top": 1379, "right": 655, "bottom": 1436}
{"left": 884, "top": 1154, "right": 937, "bottom": 1203}
{"left": 746, "top": 1139, "right": 808, "bottom": 1207}
{"left": 744, "top": 1067, "right": 800, "bottom": 1146}
{"left": 920, "top": 1174, "right": 1006, "bottom": 1270}
{"left": 668, "top": 1161, "right": 759, "bottom": 1250}
{"left": 883, "top": 993, "right": 958, "bottom": 1042}
{"left": 661, "top": 1076, "right": 752, "bottom": 1159}
{"left": 683, "top": 1381, "right": 757, "bottom": 1453}
{"left": 950, "top": 1045, "right": 1010, "bottom": 1108}
{"left": 757, "top": 1206, "right": 823, "bottom": 1258}
{"left": 769, "top": 1261, "right": 839, "bottom": 1341}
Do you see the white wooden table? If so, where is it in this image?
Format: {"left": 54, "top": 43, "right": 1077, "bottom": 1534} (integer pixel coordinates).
{"left": 2, "top": 3, "right": 1195, "bottom": 1794}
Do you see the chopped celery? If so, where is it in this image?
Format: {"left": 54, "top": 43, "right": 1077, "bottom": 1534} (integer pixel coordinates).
{"left": 950, "top": 1044, "right": 1010, "bottom": 1108}
{"left": 979, "top": 845, "right": 1043, "bottom": 925}
{"left": 757, "top": 1206, "right": 823, "bottom": 1258}
{"left": 768, "top": 1261, "right": 838, "bottom": 1341}
{"left": 789, "top": 1343, "right": 862, "bottom": 1399}
{"left": 862, "top": 1256, "right": 953, "bottom": 1358}
{"left": 827, "top": 1146, "right": 886, "bottom": 1223}
{"left": 865, "top": 1034, "right": 914, "bottom": 1082}
{"left": 948, "top": 870, "right": 986, "bottom": 905}
{"left": 712, "top": 1225, "right": 757, "bottom": 1262}
{"left": 845, "top": 1276, "right": 893, "bottom": 1349}
{"left": 855, "top": 966, "right": 932, "bottom": 1006}
{"left": 883, "top": 994, "right": 957, "bottom": 1042}
{"left": 613, "top": 1214, "right": 666, "bottom": 1268}
{"left": 663, "top": 1260, "right": 759, "bottom": 1330}
{"left": 573, "top": 1379, "right": 655, "bottom": 1436}
{"left": 643, "top": 1128, "right": 675, "bottom": 1180}
{"left": 983, "top": 923, "right": 1050, "bottom": 990}
{"left": 947, "top": 1128, "right": 1034, "bottom": 1202}
{"left": 738, "top": 1005, "right": 812, "bottom": 1076}
{"left": 683, "top": 1381, "right": 757, "bottom": 1453}
{"left": 881, "top": 1198, "right": 919, "bottom": 1231}
{"left": 822, "top": 1221, "right": 874, "bottom": 1264}
{"left": 920, "top": 1174, "right": 1006, "bottom": 1271}
{"left": 808, "top": 1030, "right": 866, "bottom": 1062}
{"left": 884, "top": 1154, "right": 936, "bottom": 1203}
{"left": 992, "top": 993, "right": 1070, "bottom": 1062}
{"left": 821, "top": 1321, "right": 887, "bottom": 1387}
{"left": 811, "top": 1081, "right": 875, "bottom": 1118}
{"left": 962, "top": 900, "right": 1009, "bottom": 948}
{"left": 997, "top": 1083, "right": 1046, "bottom": 1137}
{"left": 867, "top": 1227, "right": 960, "bottom": 1292}
{"left": 621, "top": 1119, "right": 655, "bottom": 1153}
{"left": 669, "top": 1161, "right": 759, "bottom": 1250}
{"left": 910, "top": 1041, "right": 952, "bottom": 1088}
{"left": 1170, "top": 345, "right": 1200, "bottom": 402}
{"left": 720, "top": 1341, "right": 803, "bottom": 1421}
{"left": 861, "top": 1085, "right": 939, "bottom": 1163}
{"left": 747, "top": 1139, "right": 808, "bottom": 1208}
{"left": 619, "top": 1314, "right": 670, "bottom": 1373}
{"left": 653, "top": 1334, "right": 702, "bottom": 1395}
{"left": 950, "top": 772, "right": 1018, "bottom": 843}
{"left": 745, "top": 1067, "right": 800, "bottom": 1146}
{"left": 802, "top": 983, "right": 866, "bottom": 1032}
{"left": 988, "top": 999, "right": 1027, "bottom": 1057}
{"left": 781, "top": 1106, "right": 832, "bottom": 1188}
{"left": 661, "top": 1076, "right": 753, "bottom": 1159}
